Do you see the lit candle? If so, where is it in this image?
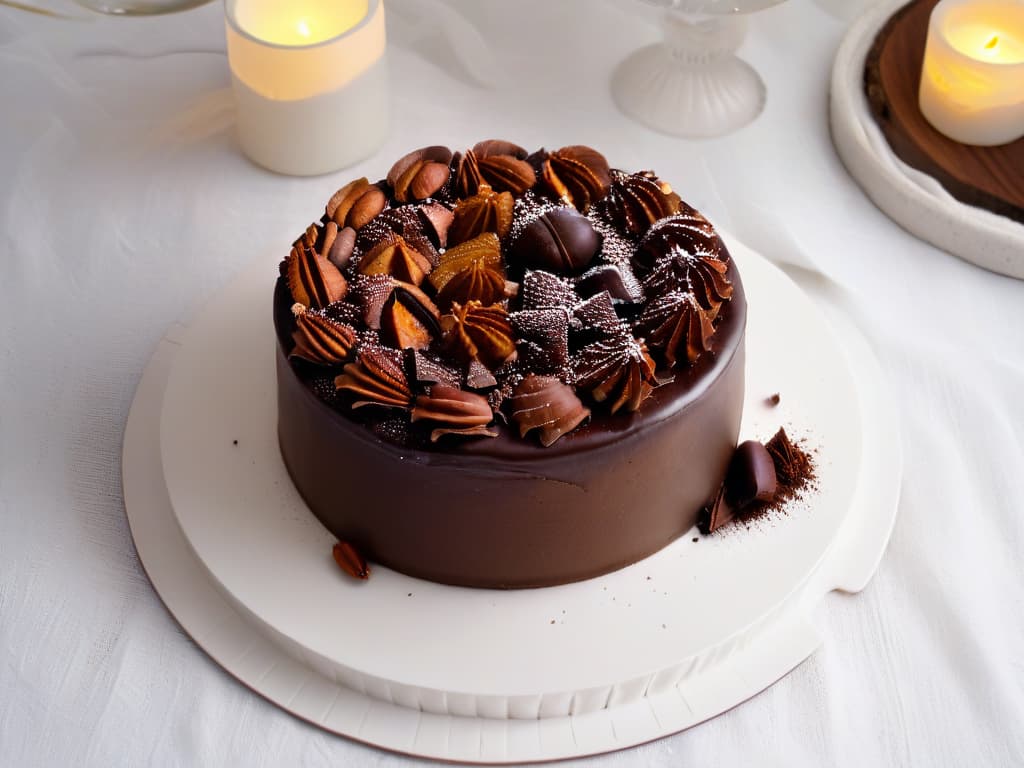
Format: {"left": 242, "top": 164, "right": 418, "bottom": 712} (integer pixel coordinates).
{"left": 225, "top": 0, "right": 388, "bottom": 176}
{"left": 918, "top": 0, "right": 1024, "bottom": 146}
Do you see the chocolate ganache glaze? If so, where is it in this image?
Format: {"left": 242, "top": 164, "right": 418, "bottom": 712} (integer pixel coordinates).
{"left": 274, "top": 142, "right": 747, "bottom": 588}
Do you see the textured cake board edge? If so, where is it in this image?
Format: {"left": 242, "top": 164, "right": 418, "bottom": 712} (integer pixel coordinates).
{"left": 829, "top": 0, "right": 1024, "bottom": 281}
{"left": 122, "top": 236, "right": 901, "bottom": 763}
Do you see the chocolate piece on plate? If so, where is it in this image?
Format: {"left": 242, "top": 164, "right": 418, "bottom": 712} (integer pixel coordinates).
{"left": 725, "top": 440, "right": 778, "bottom": 508}
{"left": 333, "top": 541, "right": 370, "bottom": 580}
{"left": 698, "top": 484, "right": 735, "bottom": 535}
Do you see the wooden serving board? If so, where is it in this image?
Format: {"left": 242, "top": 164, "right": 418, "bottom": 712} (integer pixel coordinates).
{"left": 864, "top": 0, "right": 1024, "bottom": 224}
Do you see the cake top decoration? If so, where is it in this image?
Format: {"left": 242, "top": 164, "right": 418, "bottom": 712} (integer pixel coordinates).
{"left": 279, "top": 141, "right": 734, "bottom": 447}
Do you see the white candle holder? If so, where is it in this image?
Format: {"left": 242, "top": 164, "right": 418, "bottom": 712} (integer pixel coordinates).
{"left": 225, "top": 0, "right": 389, "bottom": 176}
{"left": 919, "top": 0, "right": 1024, "bottom": 147}
{"left": 611, "top": 0, "right": 789, "bottom": 139}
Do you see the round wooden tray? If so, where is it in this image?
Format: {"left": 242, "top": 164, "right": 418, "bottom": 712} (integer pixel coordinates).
{"left": 830, "top": 0, "right": 1024, "bottom": 279}
{"left": 865, "top": 0, "right": 1023, "bottom": 224}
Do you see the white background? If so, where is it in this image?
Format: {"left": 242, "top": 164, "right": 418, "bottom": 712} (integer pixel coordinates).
{"left": 1, "top": 0, "right": 1022, "bottom": 765}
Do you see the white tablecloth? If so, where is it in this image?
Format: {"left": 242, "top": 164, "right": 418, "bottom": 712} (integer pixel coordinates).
{"left": 2, "top": 1, "right": 1022, "bottom": 765}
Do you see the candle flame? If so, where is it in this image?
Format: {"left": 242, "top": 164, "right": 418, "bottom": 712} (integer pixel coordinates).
{"left": 984, "top": 34, "right": 999, "bottom": 52}
{"left": 296, "top": 18, "right": 311, "bottom": 38}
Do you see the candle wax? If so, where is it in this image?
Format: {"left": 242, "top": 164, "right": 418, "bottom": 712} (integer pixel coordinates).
{"left": 947, "top": 23, "right": 1024, "bottom": 63}
{"left": 234, "top": 0, "right": 369, "bottom": 47}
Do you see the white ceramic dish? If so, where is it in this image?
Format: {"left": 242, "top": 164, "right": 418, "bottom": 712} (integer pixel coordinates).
{"left": 124, "top": 234, "right": 901, "bottom": 762}
{"left": 830, "top": 0, "right": 1024, "bottom": 281}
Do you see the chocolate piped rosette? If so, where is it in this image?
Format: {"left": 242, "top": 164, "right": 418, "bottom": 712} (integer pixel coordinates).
{"left": 273, "top": 141, "right": 749, "bottom": 588}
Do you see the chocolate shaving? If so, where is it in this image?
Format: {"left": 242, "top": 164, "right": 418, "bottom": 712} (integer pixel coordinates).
{"left": 411, "top": 384, "right": 497, "bottom": 442}
{"left": 509, "top": 374, "right": 591, "bottom": 446}
{"left": 698, "top": 485, "right": 735, "bottom": 535}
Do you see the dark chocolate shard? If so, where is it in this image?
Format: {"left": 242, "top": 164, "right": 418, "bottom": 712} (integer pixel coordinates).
{"left": 575, "top": 264, "right": 634, "bottom": 303}
{"left": 698, "top": 484, "right": 735, "bottom": 535}
{"left": 724, "top": 441, "right": 778, "bottom": 508}
{"left": 520, "top": 269, "right": 577, "bottom": 310}
{"left": 403, "top": 348, "right": 461, "bottom": 390}
{"left": 583, "top": 212, "right": 646, "bottom": 302}
{"left": 351, "top": 274, "right": 395, "bottom": 330}
{"left": 572, "top": 291, "right": 622, "bottom": 338}
{"left": 511, "top": 308, "right": 571, "bottom": 375}
{"left": 465, "top": 359, "right": 498, "bottom": 391}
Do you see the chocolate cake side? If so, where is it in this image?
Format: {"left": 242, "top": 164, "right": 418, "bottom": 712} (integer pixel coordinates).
{"left": 275, "top": 261, "right": 745, "bottom": 588}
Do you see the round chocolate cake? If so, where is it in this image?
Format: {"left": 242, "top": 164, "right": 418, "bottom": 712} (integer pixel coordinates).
{"left": 274, "top": 141, "right": 746, "bottom": 588}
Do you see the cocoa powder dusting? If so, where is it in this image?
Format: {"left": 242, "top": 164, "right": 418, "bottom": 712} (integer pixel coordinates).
{"left": 737, "top": 427, "right": 817, "bottom": 524}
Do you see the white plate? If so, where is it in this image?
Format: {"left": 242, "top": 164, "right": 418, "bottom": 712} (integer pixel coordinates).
{"left": 124, "top": 235, "right": 901, "bottom": 762}
{"left": 830, "top": 0, "right": 1024, "bottom": 280}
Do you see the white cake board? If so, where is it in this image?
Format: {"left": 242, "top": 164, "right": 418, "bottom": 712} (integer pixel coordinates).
{"left": 829, "top": 0, "right": 1024, "bottom": 280}
{"left": 123, "top": 235, "right": 901, "bottom": 763}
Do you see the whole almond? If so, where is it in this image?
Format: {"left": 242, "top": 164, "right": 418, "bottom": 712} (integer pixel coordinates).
{"left": 387, "top": 145, "right": 452, "bottom": 190}
{"left": 347, "top": 186, "right": 387, "bottom": 230}
{"left": 319, "top": 221, "right": 339, "bottom": 258}
{"left": 327, "top": 178, "right": 370, "bottom": 226}
{"left": 328, "top": 226, "right": 357, "bottom": 271}
{"left": 410, "top": 162, "right": 451, "bottom": 201}
{"left": 332, "top": 541, "right": 370, "bottom": 580}
{"left": 472, "top": 139, "right": 528, "bottom": 159}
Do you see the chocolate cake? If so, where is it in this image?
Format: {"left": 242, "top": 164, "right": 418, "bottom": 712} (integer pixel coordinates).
{"left": 274, "top": 141, "right": 747, "bottom": 588}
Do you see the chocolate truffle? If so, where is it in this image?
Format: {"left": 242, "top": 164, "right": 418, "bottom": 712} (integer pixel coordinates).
{"left": 510, "top": 207, "right": 601, "bottom": 275}
{"left": 724, "top": 440, "right": 778, "bottom": 507}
